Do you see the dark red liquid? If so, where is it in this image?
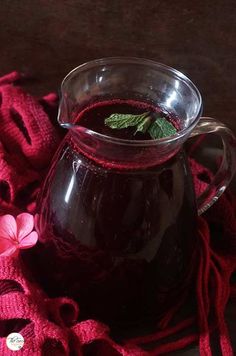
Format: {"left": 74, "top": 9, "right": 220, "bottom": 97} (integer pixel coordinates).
{"left": 24, "top": 99, "right": 197, "bottom": 337}
{"left": 74, "top": 99, "right": 178, "bottom": 141}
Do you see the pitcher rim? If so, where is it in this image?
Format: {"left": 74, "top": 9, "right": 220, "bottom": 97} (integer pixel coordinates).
{"left": 60, "top": 57, "right": 203, "bottom": 147}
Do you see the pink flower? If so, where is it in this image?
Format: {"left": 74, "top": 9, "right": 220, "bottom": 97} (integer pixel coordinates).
{"left": 0, "top": 213, "right": 38, "bottom": 257}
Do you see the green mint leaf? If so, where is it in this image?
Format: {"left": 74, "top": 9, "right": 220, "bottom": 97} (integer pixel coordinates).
{"left": 105, "top": 111, "right": 177, "bottom": 140}
{"left": 134, "top": 116, "right": 152, "bottom": 135}
{"left": 148, "top": 117, "right": 177, "bottom": 139}
{"left": 105, "top": 112, "right": 150, "bottom": 129}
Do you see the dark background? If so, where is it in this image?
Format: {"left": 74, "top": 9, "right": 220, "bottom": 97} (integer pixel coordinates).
{"left": 0, "top": 0, "right": 236, "bottom": 131}
{"left": 0, "top": 1, "right": 235, "bottom": 354}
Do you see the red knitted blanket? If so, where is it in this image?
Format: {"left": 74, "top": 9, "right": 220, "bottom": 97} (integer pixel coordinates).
{"left": 0, "top": 72, "right": 235, "bottom": 356}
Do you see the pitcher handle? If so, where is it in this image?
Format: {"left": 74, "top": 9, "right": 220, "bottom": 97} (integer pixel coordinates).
{"left": 189, "top": 117, "right": 236, "bottom": 215}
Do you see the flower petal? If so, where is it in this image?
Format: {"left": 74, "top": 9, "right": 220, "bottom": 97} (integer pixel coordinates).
{"left": 16, "top": 213, "right": 34, "bottom": 242}
{"left": 0, "top": 237, "right": 17, "bottom": 257}
{"left": 19, "top": 231, "right": 38, "bottom": 249}
{"left": 0, "top": 215, "right": 17, "bottom": 239}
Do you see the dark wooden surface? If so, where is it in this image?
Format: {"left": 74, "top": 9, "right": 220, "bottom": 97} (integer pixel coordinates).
{"left": 0, "top": 1, "right": 235, "bottom": 354}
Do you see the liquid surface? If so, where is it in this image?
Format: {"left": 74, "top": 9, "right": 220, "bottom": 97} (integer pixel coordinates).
{"left": 25, "top": 100, "right": 197, "bottom": 337}
{"left": 74, "top": 99, "right": 178, "bottom": 140}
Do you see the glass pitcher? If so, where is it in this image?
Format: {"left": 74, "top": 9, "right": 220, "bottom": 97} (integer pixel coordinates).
{"left": 33, "top": 58, "right": 236, "bottom": 330}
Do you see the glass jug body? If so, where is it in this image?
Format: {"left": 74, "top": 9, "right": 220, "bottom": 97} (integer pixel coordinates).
{"left": 36, "top": 129, "right": 197, "bottom": 326}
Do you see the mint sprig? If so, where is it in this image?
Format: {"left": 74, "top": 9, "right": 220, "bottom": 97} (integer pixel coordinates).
{"left": 104, "top": 112, "right": 177, "bottom": 139}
